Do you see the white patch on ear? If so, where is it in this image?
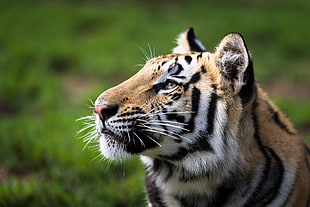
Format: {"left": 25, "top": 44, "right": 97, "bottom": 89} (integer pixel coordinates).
{"left": 215, "top": 33, "right": 249, "bottom": 89}
{"left": 220, "top": 50, "right": 244, "bottom": 71}
{"left": 172, "top": 28, "right": 206, "bottom": 54}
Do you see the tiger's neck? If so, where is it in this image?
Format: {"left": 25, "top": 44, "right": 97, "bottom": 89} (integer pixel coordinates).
{"left": 141, "top": 102, "right": 249, "bottom": 203}
{"left": 141, "top": 86, "right": 287, "bottom": 205}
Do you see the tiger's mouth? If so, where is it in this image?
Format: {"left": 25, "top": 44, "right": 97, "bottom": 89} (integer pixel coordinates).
{"left": 96, "top": 118, "right": 160, "bottom": 154}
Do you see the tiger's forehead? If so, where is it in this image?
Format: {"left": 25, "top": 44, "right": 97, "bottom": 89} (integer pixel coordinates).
{"left": 147, "top": 52, "right": 206, "bottom": 65}
{"left": 134, "top": 52, "right": 215, "bottom": 86}
{"left": 145, "top": 52, "right": 211, "bottom": 74}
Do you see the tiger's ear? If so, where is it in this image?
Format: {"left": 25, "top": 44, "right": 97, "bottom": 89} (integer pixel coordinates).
{"left": 173, "top": 27, "right": 207, "bottom": 54}
{"left": 215, "top": 33, "right": 251, "bottom": 89}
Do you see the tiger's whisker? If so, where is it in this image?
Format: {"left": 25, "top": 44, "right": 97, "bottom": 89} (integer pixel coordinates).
{"left": 138, "top": 124, "right": 191, "bottom": 142}
{"left": 137, "top": 118, "right": 188, "bottom": 126}
{"left": 133, "top": 131, "right": 145, "bottom": 148}
{"left": 143, "top": 122, "right": 190, "bottom": 131}
{"left": 144, "top": 133, "right": 162, "bottom": 147}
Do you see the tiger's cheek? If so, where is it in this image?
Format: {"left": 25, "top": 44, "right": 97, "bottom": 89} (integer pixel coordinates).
{"left": 185, "top": 96, "right": 193, "bottom": 112}
{"left": 178, "top": 91, "right": 192, "bottom": 112}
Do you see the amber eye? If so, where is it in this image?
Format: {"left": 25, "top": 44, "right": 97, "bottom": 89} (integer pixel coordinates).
{"left": 165, "top": 81, "right": 178, "bottom": 90}
{"left": 153, "top": 80, "right": 179, "bottom": 93}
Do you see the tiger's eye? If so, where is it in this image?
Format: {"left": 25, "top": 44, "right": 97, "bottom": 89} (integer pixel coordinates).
{"left": 165, "top": 81, "right": 177, "bottom": 90}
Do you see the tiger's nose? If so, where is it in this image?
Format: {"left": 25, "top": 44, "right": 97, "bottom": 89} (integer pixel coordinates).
{"left": 95, "top": 104, "right": 119, "bottom": 120}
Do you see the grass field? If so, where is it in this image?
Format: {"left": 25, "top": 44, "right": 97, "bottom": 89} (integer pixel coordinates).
{"left": 0, "top": 0, "right": 309, "bottom": 206}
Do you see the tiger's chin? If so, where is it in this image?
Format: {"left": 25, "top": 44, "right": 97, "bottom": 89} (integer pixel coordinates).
{"left": 99, "top": 135, "right": 134, "bottom": 160}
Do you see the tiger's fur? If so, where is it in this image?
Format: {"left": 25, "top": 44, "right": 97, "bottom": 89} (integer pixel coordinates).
{"left": 89, "top": 28, "right": 310, "bottom": 206}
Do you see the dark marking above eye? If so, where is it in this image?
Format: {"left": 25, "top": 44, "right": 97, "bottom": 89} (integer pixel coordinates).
{"left": 171, "top": 75, "right": 186, "bottom": 79}
{"left": 168, "top": 63, "right": 184, "bottom": 75}
{"left": 184, "top": 56, "right": 192, "bottom": 64}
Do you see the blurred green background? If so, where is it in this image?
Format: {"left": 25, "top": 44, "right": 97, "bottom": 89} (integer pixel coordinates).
{"left": 0, "top": 0, "right": 309, "bottom": 206}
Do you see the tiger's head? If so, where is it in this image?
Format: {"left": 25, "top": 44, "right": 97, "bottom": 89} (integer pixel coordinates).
{"left": 93, "top": 28, "right": 254, "bottom": 161}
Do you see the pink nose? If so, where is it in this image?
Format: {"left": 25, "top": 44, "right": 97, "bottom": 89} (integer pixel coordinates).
{"left": 95, "top": 105, "right": 108, "bottom": 120}
{"left": 95, "top": 104, "right": 119, "bottom": 120}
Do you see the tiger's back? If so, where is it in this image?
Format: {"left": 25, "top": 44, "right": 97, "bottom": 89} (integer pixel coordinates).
{"left": 88, "top": 28, "right": 310, "bottom": 206}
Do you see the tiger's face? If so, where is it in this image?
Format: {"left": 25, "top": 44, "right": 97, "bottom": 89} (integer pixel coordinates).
{"left": 94, "top": 28, "right": 252, "bottom": 161}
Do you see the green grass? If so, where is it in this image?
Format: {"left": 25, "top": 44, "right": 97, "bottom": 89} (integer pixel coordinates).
{"left": 0, "top": 0, "right": 309, "bottom": 206}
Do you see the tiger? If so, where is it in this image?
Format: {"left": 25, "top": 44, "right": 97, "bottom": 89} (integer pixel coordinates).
{"left": 86, "top": 28, "right": 310, "bottom": 206}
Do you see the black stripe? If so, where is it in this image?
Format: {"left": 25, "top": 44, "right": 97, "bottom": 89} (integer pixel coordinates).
{"left": 183, "top": 72, "right": 200, "bottom": 92}
{"left": 189, "top": 130, "right": 213, "bottom": 152}
{"left": 159, "top": 147, "right": 189, "bottom": 161}
{"left": 206, "top": 84, "right": 218, "bottom": 136}
{"left": 166, "top": 112, "right": 185, "bottom": 123}
{"left": 183, "top": 82, "right": 189, "bottom": 92}
{"left": 212, "top": 181, "right": 236, "bottom": 207}
{"left": 265, "top": 101, "right": 295, "bottom": 136}
{"left": 152, "top": 158, "right": 162, "bottom": 173}
{"left": 160, "top": 131, "right": 214, "bottom": 162}
{"left": 261, "top": 147, "right": 284, "bottom": 205}
{"left": 189, "top": 72, "right": 200, "bottom": 84}
{"left": 273, "top": 112, "right": 295, "bottom": 135}
{"left": 243, "top": 100, "right": 271, "bottom": 207}
{"left": 244, "top": 100, "right": 285, "bottom": 207}
{"left": 151, "top": 158, "right": 174, "bottom": 182}
{"left": 185, "top": 87, "right": 200, "bottom": 132}
{"left": 176, "top": 195, "right": 196, "bottom": 207}
{"left": 145, "top": 172, "right": 167, "bottom": 207}
{"left": 175, "top": 182, "right": 235, "bottom": 207}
